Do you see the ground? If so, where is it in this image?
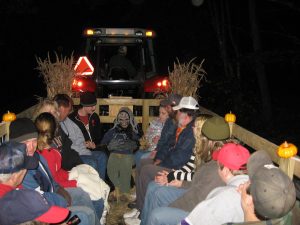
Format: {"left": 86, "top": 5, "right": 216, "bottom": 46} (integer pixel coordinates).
{"left": 106, "top": 187, "right": 136, "bottom": 225}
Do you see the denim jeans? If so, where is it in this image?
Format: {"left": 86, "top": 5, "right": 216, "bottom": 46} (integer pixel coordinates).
{"left": 141, "top": 181, "right": 187, "bottom": 225}
{"left": 81, "top": 151, "right": 108, "bottom": 179}
{"left": 134, "top": 150, "right": 152, "bottom": 167}
{"left": 66, "top": 187, "right": 102, "bottom": 225}
{"left": 147, "top": 207, "right": 189, "bottom": 225}
{"left": 68, "top": 205, "right": 95, "bottom": 225}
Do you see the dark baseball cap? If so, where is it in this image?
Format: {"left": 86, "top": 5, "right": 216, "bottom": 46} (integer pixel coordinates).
{"left": 0, "top": 141, "right": 38, "bottom": 174}
{"left": 0, "top": 189, "right": 70, "bottom": 225}
{"left": 80, "top": 91, "right": 97, "bottom": 107}
{"left": 247, "top": 151, "right": 296, "bottom": 219}
{"left": 160, "top": 93, "right": 182, "bottom": 107}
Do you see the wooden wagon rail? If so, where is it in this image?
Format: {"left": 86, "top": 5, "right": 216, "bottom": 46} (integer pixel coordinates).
{"left": 1, "top": 97, "right": 299, "bottom": 179}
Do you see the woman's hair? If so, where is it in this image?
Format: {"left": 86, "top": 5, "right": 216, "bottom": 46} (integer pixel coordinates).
{"left": 32, "top": 98, "right": 59, "bottom": 121}
{"left": 193, "top": 114, "right": 228, "bottom": 167}
{"left": 34, "top": 112, "right": 57, "bottom": 150}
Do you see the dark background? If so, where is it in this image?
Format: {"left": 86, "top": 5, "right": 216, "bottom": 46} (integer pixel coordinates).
{"left": 1, "top": 0, "right": 300, "bottom": 149}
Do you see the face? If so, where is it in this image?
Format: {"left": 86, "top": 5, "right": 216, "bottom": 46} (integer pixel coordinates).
{"left": 165, "top": 105, "right": 173, "bottom": 114}
{"left": 118, "top": 111, "right": 130, "bottom": 128}
{"left": 83, "top": 105, "right": 96, "bottom": 115}
{"left": 217, "top": 163, "right": 229, "bottom": 183}
{"left": 58, "top": 104, "right": 72, "bottom": 122}
{"left": 177, "top": 111, "right": 188, "bottom": 127}
{"left": 22, "top": 138, "right": 38, "bottom": 156}
{"left": 158, "top": 106, "right": 169, "bottom": 123}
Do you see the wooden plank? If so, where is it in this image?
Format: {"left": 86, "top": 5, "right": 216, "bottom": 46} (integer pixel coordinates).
{"left": 232, "top": 123, "right": 280, "bottom": 164}
{"left": 16, "top": 104, "right": 36, "bottom": 119}
{"left": 292, "top": 156, "right": 300, "bottom": 178}
{"left": 100, "top": 116, "right": 157, "bottom": 124}
{"left": 99, "top": 98, "right": 144, "bottom": 106}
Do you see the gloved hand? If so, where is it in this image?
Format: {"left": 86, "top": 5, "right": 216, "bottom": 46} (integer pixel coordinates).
{"left": 56, "top": 186, "right": 72, "bottom": 207}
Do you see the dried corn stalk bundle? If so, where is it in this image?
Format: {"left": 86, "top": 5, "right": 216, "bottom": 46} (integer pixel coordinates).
{"left": 168, "top": 58, "right": 206, "bottom": 99}
{"left": 36, "top": 52, "right": 75, "bottom": 98}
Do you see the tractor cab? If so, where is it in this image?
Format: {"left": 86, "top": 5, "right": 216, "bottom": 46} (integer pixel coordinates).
{"left": 72, "top": 28, "right": 169, "bottom": 98}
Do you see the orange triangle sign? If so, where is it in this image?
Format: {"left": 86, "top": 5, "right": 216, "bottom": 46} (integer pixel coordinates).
{"left": 74, "top": 56, "right": 94, "bottom": 75}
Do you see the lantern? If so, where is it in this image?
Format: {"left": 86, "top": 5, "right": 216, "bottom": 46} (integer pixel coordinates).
{"left": 277, "top": 141, "right": 298, "bottom": 159}
{"left": 225, "top": 111, "right": 236, "bottom": 123}
{"left": 2, "top": 111, "right": 17, "bottom": 122}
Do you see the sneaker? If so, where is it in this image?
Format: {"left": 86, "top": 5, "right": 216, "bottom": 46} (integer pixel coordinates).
{"left": 123, "top": 208, "right": 140, "bottom": 219}
{"left": 124, "top": 217, "right": 141, "bottom": 225}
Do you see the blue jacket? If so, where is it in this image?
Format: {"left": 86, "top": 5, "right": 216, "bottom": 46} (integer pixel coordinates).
{"left": 155, "top": 118, "right": 177, "bottom": 161}
{"left": 159, "top": 119, "right": 195, "bottom": 169}
{"left": 22, "top": 153, "right": 68, "bottom": 207}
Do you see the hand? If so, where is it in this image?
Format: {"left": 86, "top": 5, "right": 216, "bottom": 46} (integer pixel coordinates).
{"left": 152, "top": 136, "right": 160, "bottom": 144}
{"left": 168, "top": 179, "right": 183, "bottom": 187}
{"left": 149, "top": 150, "right": 157, "bottom": 159}
{"left": 153, "top": 159, "right": 162, "bottom": 165}
{"left": 85, "top": 141, "right": 96, "bottom": 149}
{"left": 155, "top": 174, "right": 168, "bottom": 186}
{"left": 154, "top": 170, "right": 169, "bottom": 185}
{"left": 237, "top": 181, "right": 257, "bottom": 221}
{"left": 56, "top": 186, "right": 72, "bottom": 207}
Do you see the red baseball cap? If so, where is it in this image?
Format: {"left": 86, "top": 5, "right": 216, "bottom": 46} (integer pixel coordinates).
{"left": 213, "top": 143, "right": 250, "bottom": 170}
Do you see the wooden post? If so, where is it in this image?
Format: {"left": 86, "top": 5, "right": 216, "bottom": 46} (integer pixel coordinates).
{"left": 228, "top": 122, "right": 234, "bottom": 138}
{"left": 279, "top": 158, "right": 295, "bottom": 180}
{"left": 142, "top": 99, "right": 149, "bottom": 134}
{"left": 5, "top": 122, "right": 10, "bottom": 141}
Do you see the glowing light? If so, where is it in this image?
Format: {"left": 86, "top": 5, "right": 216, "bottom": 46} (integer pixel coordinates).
{"left": 146, "top": 31, "right": 153, "bottom": 37}
{"left": 86, "top": 29, "right": 94, "bottom": 35}
{"left": 162, "top": 79, "right": 168, "bottom": 86}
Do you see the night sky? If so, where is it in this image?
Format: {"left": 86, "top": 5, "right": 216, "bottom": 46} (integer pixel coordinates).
{"left": 1, "top": 0, "right": 300, "bottom": 148}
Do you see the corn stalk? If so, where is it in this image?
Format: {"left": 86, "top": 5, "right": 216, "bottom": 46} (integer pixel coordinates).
{"left": 168, "top": 58, "right": 206, "bottom": 100}
{"left": 36, "top": 52, "right": 75, "bottom": 98}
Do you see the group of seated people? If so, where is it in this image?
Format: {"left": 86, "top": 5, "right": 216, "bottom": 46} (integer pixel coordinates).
{"left": 0, "top": 91, "right": 170, "bottom": 225}
{"left": 122, "top": 94, "right": 299, "bottom": 225}
{"left": 0, "top": 92, "right": 299, "bottom": 225}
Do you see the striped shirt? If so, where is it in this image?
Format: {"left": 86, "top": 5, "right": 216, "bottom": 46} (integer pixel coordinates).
{"left": 167, "top": 153, "right": 196, "bottom": 182}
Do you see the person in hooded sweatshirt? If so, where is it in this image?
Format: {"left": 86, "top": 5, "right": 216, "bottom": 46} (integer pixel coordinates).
{"left": 101, "top": 107, "right": 141, "bottom": 201}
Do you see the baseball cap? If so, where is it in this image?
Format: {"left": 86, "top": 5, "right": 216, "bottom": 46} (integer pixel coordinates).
{"left": 172, "top": 96, "right": 199, "bottom": 110}
{"left": 213, "top": 142, "right": 250, "bottom": 170}
{"left": 247, "top": 152, "right": 296, "bottom": 219}
{"left": 9, "top": 118, "right": 38, "bottom": 143}
{"left": 0, "top": 189, "right": 70, "bottom": 225}
{"left": 0, "top": 141, "right": 38, "bottom": 174}
{"left": 201, "top": 116, "right": 230, "bottom": 141}
{"left": 80, "top": 91, "right": 97, "bottom": 107}
{"left": 247, "top": 150, "right": 273, "bottom": 178}
{"left": 160, "top": 93, "right": 182, "bottom": 107}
